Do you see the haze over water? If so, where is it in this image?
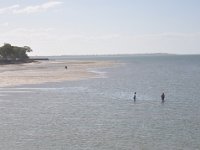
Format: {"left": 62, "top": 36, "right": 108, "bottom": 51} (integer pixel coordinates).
{"left": 0, "top": 55, "right": 200, "bottom": 150}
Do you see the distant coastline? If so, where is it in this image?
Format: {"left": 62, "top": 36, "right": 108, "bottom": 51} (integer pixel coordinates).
{"left": 29, "top": 53, "right": 200, "bottom": 58}
{"left": 30, "top": 53, "right": 178, "bottom": 58}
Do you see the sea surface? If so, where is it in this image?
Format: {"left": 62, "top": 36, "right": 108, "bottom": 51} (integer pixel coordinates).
{"left": 0, "top": 55, "right": 200, "bottom": 150}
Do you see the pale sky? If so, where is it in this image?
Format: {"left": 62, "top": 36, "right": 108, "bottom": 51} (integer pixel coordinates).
{"left": 0, "top": 0, "right": 200, "bottom": 56}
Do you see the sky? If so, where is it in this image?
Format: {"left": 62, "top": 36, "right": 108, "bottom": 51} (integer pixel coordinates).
{"left": 0, "top": 0, "right": 200, "bottom": 56}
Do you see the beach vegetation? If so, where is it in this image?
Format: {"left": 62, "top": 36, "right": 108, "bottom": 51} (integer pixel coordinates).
{"left": 0, "top": 43, "right": 32, "bottom": 62}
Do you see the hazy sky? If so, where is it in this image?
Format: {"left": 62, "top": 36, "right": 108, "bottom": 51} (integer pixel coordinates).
{"left": 0, "top": 0, "right": 200, "bottom": 55}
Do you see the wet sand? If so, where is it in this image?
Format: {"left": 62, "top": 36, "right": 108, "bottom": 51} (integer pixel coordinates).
{"left": 0, "top": 60, "right": 116, "bottom": 87}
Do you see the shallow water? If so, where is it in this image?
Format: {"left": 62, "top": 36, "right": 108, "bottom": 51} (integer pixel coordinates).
{"left": 0, "top": 55, "right": 200, "bottom": 150}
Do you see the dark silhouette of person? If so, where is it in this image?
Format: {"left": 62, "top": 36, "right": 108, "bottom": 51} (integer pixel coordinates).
{"left": 133, "top": 92, "right": 136, "bottom": 101}
{"left": 65, "top": 66, "right": 67, "bottom": 70}
{"left": 161, "top": 92, "right": 165, "bottom": 102}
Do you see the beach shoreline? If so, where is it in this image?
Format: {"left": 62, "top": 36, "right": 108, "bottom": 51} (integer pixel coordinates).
{"left": 0, "top": 60, "right": 117, "bottom": 87}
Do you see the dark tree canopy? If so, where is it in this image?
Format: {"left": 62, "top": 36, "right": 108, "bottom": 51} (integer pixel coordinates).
{"left": 0, "top": 43, "right": 32, "bottom": 61}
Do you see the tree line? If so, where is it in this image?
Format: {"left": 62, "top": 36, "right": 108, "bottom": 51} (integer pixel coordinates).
{"left": 0, "top": 43, "right": 32, "bottom": 61}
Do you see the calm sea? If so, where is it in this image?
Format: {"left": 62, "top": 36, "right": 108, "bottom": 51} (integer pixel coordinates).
{"left": 0, "top": 55, "right": 200, "bottom": 150}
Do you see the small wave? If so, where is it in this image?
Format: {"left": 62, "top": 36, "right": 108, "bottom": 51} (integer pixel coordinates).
{"left": 87, "top": 69, "right": 107, "bottom": 78}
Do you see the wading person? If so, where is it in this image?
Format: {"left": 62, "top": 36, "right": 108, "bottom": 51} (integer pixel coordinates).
{"left": 161, "top": 92, "right": 165, "bottom": 102}
{"left": 133, "top": 92, "right": 136, "bottom": 102}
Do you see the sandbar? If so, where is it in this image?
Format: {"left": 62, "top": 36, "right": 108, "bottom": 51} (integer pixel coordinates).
{"left": 0, "top": 60, "right": 116, "bottom": 87}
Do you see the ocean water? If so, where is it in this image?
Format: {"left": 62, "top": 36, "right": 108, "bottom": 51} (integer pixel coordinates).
{"left": 0, "top": 55, "right": 200, "bottom": 150}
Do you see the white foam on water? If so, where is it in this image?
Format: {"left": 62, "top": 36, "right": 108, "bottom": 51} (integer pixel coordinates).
{"left": 87, "top": 69, "right": 107, "bottom": 78}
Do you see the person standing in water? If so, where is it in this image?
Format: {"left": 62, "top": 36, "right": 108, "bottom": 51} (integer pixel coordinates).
{"left": 161, "top": 92, "right": 165, "bottom": 102}
{"left": 133, "top": 92, "right": 136, "bottom": 101}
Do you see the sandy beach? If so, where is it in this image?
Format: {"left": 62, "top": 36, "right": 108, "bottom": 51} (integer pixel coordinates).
{"left": 0, "top": 60, "right": 116, "bottom": 87}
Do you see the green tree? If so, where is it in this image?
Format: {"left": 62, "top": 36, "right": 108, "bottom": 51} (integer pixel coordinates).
{"left": 0, "top": 43, "right": 13, "bottom": 60}
{"left": 0, "top": 43, "right": 32, "bottom": 61}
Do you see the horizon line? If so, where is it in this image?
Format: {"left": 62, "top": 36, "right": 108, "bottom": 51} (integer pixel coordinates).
{"left": 30, "top": 53, "right": 200, "bottom": 57}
